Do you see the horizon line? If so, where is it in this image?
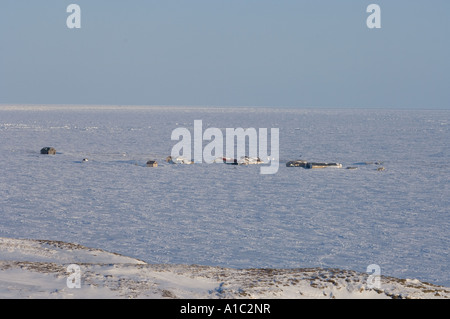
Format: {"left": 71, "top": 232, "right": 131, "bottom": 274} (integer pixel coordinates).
{"left": 0, "top": 103, "right": 449, "bottom": 111}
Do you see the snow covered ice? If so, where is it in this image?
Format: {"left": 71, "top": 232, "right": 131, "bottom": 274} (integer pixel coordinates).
{"left": 0, "top": 105, "right": 449, "bottom": 298}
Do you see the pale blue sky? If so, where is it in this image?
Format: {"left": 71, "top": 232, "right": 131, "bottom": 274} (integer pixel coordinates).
{"left": 1, "top": 0, "right": 449, "bottom": 109}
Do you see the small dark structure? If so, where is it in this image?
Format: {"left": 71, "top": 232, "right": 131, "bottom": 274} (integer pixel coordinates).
{"left": 306, "top": 162, "right": 342, "bottom": 169}
{"left": 286, "top": 160, "right": 307, "bottom": 167}
{"left": 222, "top": 157, "right": 238, "bottom": 165}
{"left": 286, "top": 159, "right": 342, "bottom": 169}
{"left": 40, "top": 147, "right": 56, "bottom": 155}
{"left": 146, "top": 160, "right": 158, "bottom": 167}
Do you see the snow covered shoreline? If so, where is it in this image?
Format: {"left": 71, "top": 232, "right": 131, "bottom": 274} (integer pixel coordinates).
{"left": 0, "top": 238, "right": 448, "bottom": 299}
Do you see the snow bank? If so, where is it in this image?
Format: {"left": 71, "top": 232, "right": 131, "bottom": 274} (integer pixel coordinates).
{"left": 1, "top": 238, "right": 448, "bottom": 299}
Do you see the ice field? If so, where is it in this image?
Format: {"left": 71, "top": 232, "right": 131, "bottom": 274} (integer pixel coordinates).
{"left": 0, "top": 105, "right": 448, "bottom": 287}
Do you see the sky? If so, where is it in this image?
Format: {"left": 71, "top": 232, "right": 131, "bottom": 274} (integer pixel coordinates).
{"left": 0, "top": 0, "right": 449, "bottom": 109}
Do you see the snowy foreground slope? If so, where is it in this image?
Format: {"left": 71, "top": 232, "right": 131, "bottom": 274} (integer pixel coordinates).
{"left": 0, "top": 238, "right": 448, "bottom": 299}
